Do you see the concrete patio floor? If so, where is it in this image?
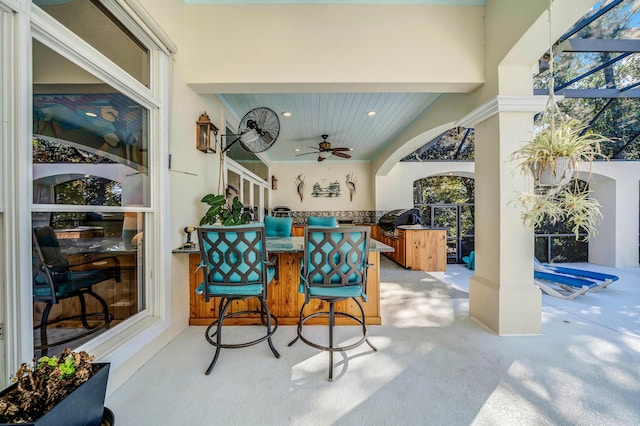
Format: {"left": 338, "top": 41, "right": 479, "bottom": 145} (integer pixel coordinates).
{"left": 106, "top": 258, "right": 640, "bottom": 425}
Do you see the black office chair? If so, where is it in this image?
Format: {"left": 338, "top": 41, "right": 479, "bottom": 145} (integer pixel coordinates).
{"left": 288, "top": 226, "right": 377, "bottom": 381}
{"left": 196, "top": 224, "right": 280, "bottom": 375}
{"left": 32, "top": 226, "right": 120, "bottom": 355}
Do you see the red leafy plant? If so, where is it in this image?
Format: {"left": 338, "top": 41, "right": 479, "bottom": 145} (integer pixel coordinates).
{"left": 0, "top": 348, "right": 99, "bottom": 423}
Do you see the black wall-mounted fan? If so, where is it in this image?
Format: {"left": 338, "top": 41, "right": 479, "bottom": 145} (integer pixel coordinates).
{"left": 223, "top": 107, "right": 280, "bottom": 153}
{"left": 297, "top": 135, "right": 352, "bottom": 162}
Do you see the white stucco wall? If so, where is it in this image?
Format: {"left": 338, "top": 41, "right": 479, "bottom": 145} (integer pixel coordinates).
{"left": 589, "top": 162, "right": 640, "bottom": 267}
{"left": 376, "top": 161, "right": 475, "bottom": 211}
{"left": 184, "top": 4, "right": 484, "bottom": 94}
{"left": 271, "top": 161, "right": 371, "bottom": 212}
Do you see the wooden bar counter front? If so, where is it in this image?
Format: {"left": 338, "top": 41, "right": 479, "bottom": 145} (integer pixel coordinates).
{"left": 174, "top": 236, "right": 393, "bottom": 326}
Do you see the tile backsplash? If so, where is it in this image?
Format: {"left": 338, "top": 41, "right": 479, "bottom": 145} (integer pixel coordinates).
{"left": 290, "top": 210, "right": 388, "bottom": 225}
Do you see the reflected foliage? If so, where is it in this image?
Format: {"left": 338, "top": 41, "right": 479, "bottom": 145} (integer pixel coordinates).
{"left": 33, "top": 138, "right": 115, "bottom": 164}
{"left": 55, "top": 178, "right": 121, "bottom": 206}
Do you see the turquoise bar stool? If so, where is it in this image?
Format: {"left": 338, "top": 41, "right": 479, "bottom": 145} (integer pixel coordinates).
{"left": 307, "top": 216, "right": 338, "bottom": 227}
{"left": 265, "top": 215, "right": 293, "bottom": 237}
{"left": 196, "top": 224, "right": 280, "bottom": 375}
{"left": 288, "top": 226, "right": 377, "bottom": 381}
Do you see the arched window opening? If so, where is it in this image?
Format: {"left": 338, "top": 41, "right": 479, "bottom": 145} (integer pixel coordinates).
{"left": 534, "top": 179, "right": 590, "bottom": 263}
{"left": 414, "top": 175, "right": 475, "bottom": 263}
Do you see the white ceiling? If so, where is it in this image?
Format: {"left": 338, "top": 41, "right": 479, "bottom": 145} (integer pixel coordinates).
{"left": 219, "top": 92, "right": 441, "bottom": 162}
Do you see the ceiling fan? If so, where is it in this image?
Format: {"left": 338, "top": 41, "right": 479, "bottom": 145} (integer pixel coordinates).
{"left": 298, "top": 134, "right": 352, "bottom": 162}
{"left": 222, "top": 107, "right": 280, "bottom": 154}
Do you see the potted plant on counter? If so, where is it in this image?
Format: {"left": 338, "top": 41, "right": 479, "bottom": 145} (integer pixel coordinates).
{"left": 0, "top": 348, "right": 110, "bottom": 426}
{"left": 200, "top": 193, "right": 247, "bottom": 226}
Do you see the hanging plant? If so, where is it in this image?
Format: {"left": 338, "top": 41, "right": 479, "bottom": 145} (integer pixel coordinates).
{"left": 511, "top": 113, "right": 609, "bottom": 187}
{"left": 514, "top": 185, "right": 602, "bottom": 241}
{"left": 558, "top": 188, "right": 603, "bottom": 240}
{"left": 510, "top": 1, "right": 612, "bottom": 241}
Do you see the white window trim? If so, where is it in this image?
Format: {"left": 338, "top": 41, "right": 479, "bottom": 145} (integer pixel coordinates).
{"left": 2, "top": 0, "right": 174, "bottom": 368}
{"left": 226, "top": 158, "right": 270, "bottom": 222}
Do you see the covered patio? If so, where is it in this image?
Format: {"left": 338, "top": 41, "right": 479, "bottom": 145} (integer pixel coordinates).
{"left": 106, "top": 258, "right": 640, "bottom": 424}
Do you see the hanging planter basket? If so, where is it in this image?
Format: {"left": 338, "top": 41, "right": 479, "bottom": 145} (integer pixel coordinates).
{"left": 532, "top": 155, "right": 575, "bottom": 187}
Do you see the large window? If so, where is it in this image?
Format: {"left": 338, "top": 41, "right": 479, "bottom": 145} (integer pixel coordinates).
{"left": 35, "top": 0, "right": 150, "bottom": 87}
{"left": 29, "top": 1, "right": 163, "bottom": 357}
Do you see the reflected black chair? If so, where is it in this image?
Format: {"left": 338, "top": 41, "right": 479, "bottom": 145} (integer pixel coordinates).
{"left": 288, "top": 226, "right": 377, "bottom": 381}
{"left": 32, "top": 226, "right": 120, "bottom": 355}
{"left": 196, "top": 224, "right": 280, "bottom": 375}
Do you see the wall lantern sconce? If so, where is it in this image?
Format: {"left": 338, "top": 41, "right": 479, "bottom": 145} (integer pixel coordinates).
{"left": 271, "top": 175, "right": 278, "bottom": 190}
{"left": 196, "top": 112, "right": 219, "bottom": 153}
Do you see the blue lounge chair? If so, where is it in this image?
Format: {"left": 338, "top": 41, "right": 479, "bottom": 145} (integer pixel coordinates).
{"left": 533, "top": 259, "right": 619, "bottom": 300}
{"left": 539, "top": 263, "right": 619, "bottom": 289}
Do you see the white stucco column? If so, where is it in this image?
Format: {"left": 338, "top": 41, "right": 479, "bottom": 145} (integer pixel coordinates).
{"left": 460, "top": 97, "right": 544, "bottom": 335}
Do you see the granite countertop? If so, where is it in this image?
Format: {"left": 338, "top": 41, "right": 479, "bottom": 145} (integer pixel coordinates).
{"left": 396, "top": 225, "right": 448, "bottom": 231}
{"left": 172, "top": 236, "right": 394, "bottom": 254}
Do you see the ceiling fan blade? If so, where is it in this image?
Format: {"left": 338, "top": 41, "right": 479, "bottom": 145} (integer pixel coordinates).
{"left": 332, "top": 151, "right": 351, "bottom": 159}
{"left": 318, "top": 156, "right": 325, "bottom": 162}
{"left": 296, "top": 152, "right": 317, "bottom": 156}
{"left": 332, "top": 147, "right": 351, "bottom": 152}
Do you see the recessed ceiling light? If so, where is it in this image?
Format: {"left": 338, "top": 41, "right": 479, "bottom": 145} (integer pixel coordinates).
{"left": 282, "top": 111, "right": 292, "bottom": 117}
{"left": 294, "top": 148, "right": 301, "bottom": 152}
{"left": 367, "top": 111, "right": 377, "bottom": 116}
{"left": 349, "top": 148, "right": 354, "bottom": 151}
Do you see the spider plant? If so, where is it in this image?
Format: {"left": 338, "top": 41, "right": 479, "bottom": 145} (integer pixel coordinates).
{"left": 514, "top": 191, "right": 565, "bottom": 229}
{"left": 511, "top": 114, "right": 610, "bottom": 185}
{"left": 558, "top": 188, "right": 603, "bottom": 241}
{"left": 514, "top": 186, "right": 602, "bottom": 241}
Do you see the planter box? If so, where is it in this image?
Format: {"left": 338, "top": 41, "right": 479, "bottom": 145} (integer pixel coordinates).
{"left": 0, "top": 362, "right": 110, "bottom": 426}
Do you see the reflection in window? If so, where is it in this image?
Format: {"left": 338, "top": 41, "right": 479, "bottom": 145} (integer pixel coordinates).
{"left": 32, "top": 211, "right": 145, "bottom": 356}
{"left": 54, "top": 177, "right": 122, "bottom": 206}
{"left": 32, "top": 37, "right": 149, "bottom": 354}
{"left": 34, "top": 0, "right": 150, "bottom": 87}
{"left": 33, "top": 41, "right": 149, "bottom": 208}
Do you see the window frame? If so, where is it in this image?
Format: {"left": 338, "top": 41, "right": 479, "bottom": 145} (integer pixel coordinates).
{"left": 5, "top": 0, "right": 173, "bottom": 364}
